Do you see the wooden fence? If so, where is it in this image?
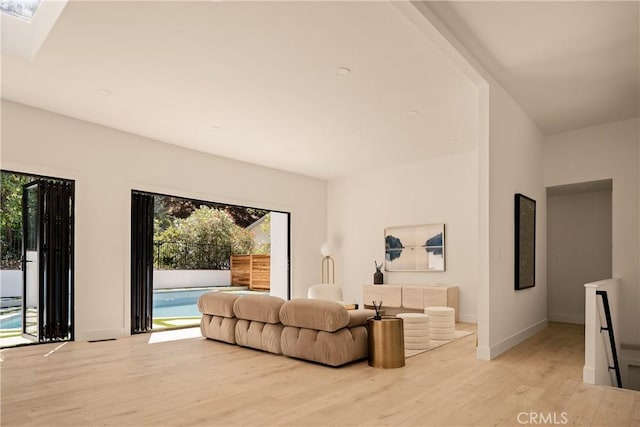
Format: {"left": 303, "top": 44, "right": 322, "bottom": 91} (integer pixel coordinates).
{"left": 230, "top": 255, "right": 270, "bottom": 291}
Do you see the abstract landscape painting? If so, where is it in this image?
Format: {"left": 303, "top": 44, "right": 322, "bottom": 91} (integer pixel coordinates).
{"left": 385, "top": 224, "right": 445, "bottom": 272}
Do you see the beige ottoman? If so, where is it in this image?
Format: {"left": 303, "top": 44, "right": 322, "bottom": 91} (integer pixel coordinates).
{"left": 424, "top": 306, "right": 455, "bottom": 340}
{"left": 396, "top": 313, "right": 430, "bottom": 350}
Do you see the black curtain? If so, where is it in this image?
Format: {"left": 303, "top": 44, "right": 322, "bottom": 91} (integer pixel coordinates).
{"left": 131, "top": 192, "right": 154, "bottom": 333}
{"left": 40, "top": 181, "right": 74, "bottom": 341}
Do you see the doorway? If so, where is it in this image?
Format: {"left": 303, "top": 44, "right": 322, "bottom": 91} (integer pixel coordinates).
{"left": 547, "top": 179, "right": 612, "bottom": 324}
{"left": 131, "top": 191, "right": 290, "bottom": 333}
{"left": 0, "top": 170, "right": 74, "bottom": 347}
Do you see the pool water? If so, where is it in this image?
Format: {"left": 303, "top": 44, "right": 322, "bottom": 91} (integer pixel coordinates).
{"left": 153, "top": 289, "right": 213, "bottom": 318}
{"left": 0, "top": 289, "right": 256, "bottom": 331}
{"left": 153, "top": 288, "right": 265, "bottom": 319}
{"left": 0, "top": 315, "right": 22, "bottom": 329}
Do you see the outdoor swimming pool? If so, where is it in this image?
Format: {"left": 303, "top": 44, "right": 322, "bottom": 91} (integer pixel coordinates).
{"left": 153, "top": 288, "right": 263, "bottom": 318}
{"left": 0, "top": 289, "right": 254, "bottom": 332}
{"left": 153, "top": 289, "right": 211, "bottom": 317}
{"left": 0, "top": 314, "right": 21, "bottom": 330}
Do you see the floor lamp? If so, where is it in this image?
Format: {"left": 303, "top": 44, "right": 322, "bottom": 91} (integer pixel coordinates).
{"left": 320, "top": 242, "right": 335, "bottom": 284}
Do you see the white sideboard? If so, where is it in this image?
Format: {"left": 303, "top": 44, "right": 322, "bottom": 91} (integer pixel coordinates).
{"left": 363, "top": 284, "right": 459, "bottom": 322}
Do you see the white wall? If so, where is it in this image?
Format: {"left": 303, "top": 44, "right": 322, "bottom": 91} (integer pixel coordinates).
{"left": 544, "top": 118, "right": 640, "bottom": 346}
{"left": 0, "top": 270, "right": 21, "bottom": 297}
{"left": 388, "top": 2, "right": 547, "bottom": 359}
{"left": 481, "top": 85, "right": 548, "bottom": 359}
{"left": 153, "top": 270, "right": 231, "bottom": 289}
{"left": 1, "top": 100, "right": 327, "bottom": 341}
{"left": 270, "top": 211, "right": 289, "bottom": 300}
{"left": 327, "top": 150, "right": 479, "bottom": 322}
{"left": 547, "top": 189, "right": 612, "bottom": 324}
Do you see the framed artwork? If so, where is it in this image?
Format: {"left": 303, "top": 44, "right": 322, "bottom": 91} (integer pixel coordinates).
{"left": 385, "top": 223, "right": 445, "bottom": 272}
{"left": 515, "top": 193, "right": 536, "bottom": 290}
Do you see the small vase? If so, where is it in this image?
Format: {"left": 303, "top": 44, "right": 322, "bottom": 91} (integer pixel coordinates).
{"left": 373, "top": 271, "right": 383, "bottom": 285}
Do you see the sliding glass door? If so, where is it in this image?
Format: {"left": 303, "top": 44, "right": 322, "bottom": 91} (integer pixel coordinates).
{"left": 21, "top": 180, "right": 74, "bottom": 342}
{"left": 131, "top": 191, "right": 154, "bottom": 334}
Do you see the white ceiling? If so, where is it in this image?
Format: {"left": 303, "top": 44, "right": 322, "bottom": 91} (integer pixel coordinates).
{"left": 1, "top": 1, "right": 479, "bottom": 180}
{"left": 3, "top": 2, "right": 637, "bottom": 180}
{"left": 0, "top": 0, "right": 67, "bottom": 60}
{"left": 426, "top": 1, "right": 640, "bottom": 134}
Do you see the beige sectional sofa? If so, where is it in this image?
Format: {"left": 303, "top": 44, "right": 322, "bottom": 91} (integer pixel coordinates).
{"left": 280, "top": 298, "right": 370, "bottom": 367}
{"left": 198, "top": 292, "right": 373, "bottom": 367}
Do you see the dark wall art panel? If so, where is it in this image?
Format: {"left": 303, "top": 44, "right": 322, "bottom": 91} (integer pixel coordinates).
{"left": 515, "top": 193, "right": 536, "bottom": 290}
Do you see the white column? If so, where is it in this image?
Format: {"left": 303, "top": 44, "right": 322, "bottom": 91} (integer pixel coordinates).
{"left": 270, "top": 212, "right": 289, "bottom": 300}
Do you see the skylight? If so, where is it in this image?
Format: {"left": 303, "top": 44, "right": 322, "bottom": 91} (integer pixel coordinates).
{"left": 1, "top": 0, "right": 42, "bottom": 21}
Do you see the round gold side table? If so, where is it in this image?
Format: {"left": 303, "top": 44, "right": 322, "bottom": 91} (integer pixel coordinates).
{"left": 366, "top": 317, "right": 405, "bottom": 368}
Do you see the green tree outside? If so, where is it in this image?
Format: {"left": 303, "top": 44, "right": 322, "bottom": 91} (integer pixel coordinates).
{"left": 252, "top": 213, "right": 271, "bottom": 255}
{"left": 155, "top": 207, "right": 256, "bottom": 269}
{"left": 1, "top": 172, "right": 30, "bottom": 268}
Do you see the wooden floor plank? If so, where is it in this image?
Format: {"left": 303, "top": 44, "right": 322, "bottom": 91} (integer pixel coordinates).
{"left": 632, "top": 392, "right": 640, "bottom": 424}
{"left": 1, "top": 322, "right": 639, "bottom": 426}
{"left": 592, "top": 388, "right": 637, "bottom": 426}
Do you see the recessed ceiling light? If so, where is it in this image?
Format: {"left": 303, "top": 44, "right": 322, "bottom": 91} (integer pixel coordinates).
{"left": 336, "top": 67, "right": 351, "bottom": 76}
{"left": 407, "top": 110, "right": 419, "bottom": 116}
{"left": 97, "top": 89, "right": 112, "bottom": 96}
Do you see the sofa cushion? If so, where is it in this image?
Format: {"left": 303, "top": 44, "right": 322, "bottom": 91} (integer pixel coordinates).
{"left": 279, "top": 299, "right": 349, "bottom": 332}
{"left": 235, "top": 319, "right": 284, "bottom": 354}
{"left": 200, "top": 314, "right": 237, "bottom": 344}
{"left": 347, "top": 309, "right": 376, "bottom": 328}
{"left": 233, "top": 294, "right": 285, "bottom": 324}
{"left": 280, "top": 326, "right": 368, "bottom": 367}
{"left": 197, "top": 292, "right": 239, "bottom": 318}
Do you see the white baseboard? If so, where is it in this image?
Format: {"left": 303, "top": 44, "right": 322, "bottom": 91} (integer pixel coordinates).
{"left": 488, "top": 319, "right": 549, "bottom": 359}
{"left": 476, "top": 345, "right": 491, "bottom": 360}
{"left": 548, "top": 312, "right": 584, "bottom": 325}
{"left": 583, "top": 366, "right": 596, "bottom": 384}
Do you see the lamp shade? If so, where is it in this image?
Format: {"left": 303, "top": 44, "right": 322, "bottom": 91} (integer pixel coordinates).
{"left": 320, "top": 242, "right": 334, "bottom": 257}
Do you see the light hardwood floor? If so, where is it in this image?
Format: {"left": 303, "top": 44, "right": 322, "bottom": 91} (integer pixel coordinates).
{"left": 1, "top": 322, "right": 638, "bottom": 426}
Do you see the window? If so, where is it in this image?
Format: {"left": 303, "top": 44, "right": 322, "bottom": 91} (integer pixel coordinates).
{"left": 1, "top": 0, "right": 41, "bottom": 21}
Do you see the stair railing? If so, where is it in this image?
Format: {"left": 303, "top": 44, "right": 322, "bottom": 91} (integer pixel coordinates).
{"left": 595, "top": 290, "right": 622, "bottom": 388}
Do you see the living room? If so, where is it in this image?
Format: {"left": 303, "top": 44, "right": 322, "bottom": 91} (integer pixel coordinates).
{"left": 3, "top": 0, "right": 637, "bottom": 355}
{"left": 1, "top": 1, "right": 639, "bottom": 424}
